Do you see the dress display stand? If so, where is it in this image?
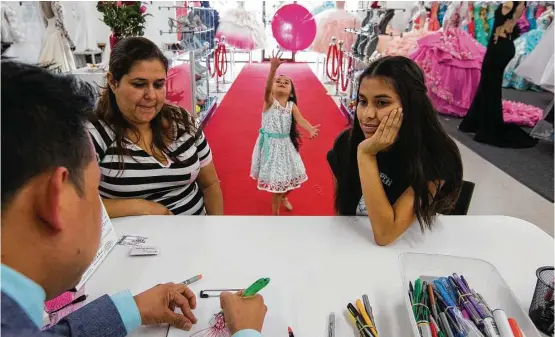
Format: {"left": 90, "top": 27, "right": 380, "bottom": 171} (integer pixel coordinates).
{"left": 159, "top": 4, "right": 220, "bottom": 125}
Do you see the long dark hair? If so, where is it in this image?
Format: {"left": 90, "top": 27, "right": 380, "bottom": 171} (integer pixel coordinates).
{"left": 288, "top": 79, "right": 301, "bottom": 151}
{"left": 334, "top": 56, "right": 463, "bottom": 230}
{"left": 93, "top": 37, "right": 197, "bottom": 167}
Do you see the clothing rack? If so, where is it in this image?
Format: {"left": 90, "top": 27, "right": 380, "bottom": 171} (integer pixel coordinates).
{"left": 159, "top": 28, "right": 214, "bottom": 36}
{"left": 158, "top": 5, "right": 187, "bottom": 10}
{"left": 348, "top": 7, "right": 406, "bottom": 13}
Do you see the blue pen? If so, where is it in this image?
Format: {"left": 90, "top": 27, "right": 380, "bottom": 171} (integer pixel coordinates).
{"left": 440, "top": 278, "right": 458, "bottom": 304}
{"left": 434, "top": 281, "right": 456, "bottom": 307}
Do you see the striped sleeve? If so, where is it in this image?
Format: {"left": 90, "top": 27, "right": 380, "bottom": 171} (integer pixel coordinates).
{"left": 195, "top": 131, "right": 212, "bottom": 167}
{"left": 87, "top": 121, "right": 113, "bottom": 161}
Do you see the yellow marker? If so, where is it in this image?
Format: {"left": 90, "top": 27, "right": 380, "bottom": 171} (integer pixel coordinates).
{"left": 356, "top": 299, "right": 379, "bottom": 337}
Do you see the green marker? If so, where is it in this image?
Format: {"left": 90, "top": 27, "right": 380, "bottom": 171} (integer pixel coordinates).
{"left": 217, "top": 278, "right": 270, "bottom": 317}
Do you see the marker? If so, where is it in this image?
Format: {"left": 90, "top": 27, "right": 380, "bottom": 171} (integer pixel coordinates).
{"left": 328, "top": 312, "right": 335, "bottom": 337}
{"left": 492, "top": 309, "right": 513, "bottom": 337}
{"left": 288, "top": 326, "right": 295, "bottom": 337}
{"left": 347, "top": 303, "right": 374, "bottom": 337}
{"left": 182, "top": 274, "right": 203, "bottom": 285}
{"left": 508, "top": 318, "right": 523, "bottom": 337}
{"left": 216, "top": 278, "right": 270, "bottom": 316}
{"left": 362, "top": 294, "right": 376, "bottom": 329}
{"left": 356, "top": 299, "right": 378, "bottom": 337}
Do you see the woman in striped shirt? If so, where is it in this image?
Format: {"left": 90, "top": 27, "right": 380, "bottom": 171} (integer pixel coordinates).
{"left": 88, "top": 37, "right": 223, "bottom": 217}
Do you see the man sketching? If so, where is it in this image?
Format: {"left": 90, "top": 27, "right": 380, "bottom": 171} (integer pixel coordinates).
{"left": 1, "top": 60, "right": 267, "bottom": 337}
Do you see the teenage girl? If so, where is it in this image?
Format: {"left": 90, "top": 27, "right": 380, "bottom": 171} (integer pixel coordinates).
{"left": 328, "top": 56, "right": 463, "bottom": 246}
{"left": 250, "top": 51, "right": 320, "bottom": 215}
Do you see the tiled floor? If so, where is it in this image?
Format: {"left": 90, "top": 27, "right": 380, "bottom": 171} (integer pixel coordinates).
{"left": 208, "top": 61, "right": 554, "bottom": 237}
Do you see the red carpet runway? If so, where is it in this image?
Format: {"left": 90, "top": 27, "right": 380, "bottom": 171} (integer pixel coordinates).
{"left": 204, "top": 63, "right": 347, "bottom": 215}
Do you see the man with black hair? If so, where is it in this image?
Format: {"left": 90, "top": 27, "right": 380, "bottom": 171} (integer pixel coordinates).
{"left": 1, "top": 61, "right": 266, "bottom": 337}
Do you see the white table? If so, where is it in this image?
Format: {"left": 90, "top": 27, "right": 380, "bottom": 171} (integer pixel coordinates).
{"left": 85, "top": 216, "right": 554, "bottom": 337}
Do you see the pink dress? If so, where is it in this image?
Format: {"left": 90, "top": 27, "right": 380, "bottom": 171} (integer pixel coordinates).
{"left": 310, "top": 7, "right": 361, "bottom": 54}
{"left": 410, "top": 10, "right": 543, "bottom": 127}
{"left": 410, "top": 11, "right": 486, "bottom": 117}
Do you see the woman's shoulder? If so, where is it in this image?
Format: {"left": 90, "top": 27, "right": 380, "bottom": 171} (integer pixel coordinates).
{"left": 332, "top": 128, "right": 351, "bottom": 150}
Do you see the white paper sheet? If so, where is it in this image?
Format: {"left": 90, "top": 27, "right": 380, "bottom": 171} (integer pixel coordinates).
{"left": 168, "top": 287, "right": 295, "bottom": 337}
{"left": 75, "top": 198, "right": 118, "bottom": 289}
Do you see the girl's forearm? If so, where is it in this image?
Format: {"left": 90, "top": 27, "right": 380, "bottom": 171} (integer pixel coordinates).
{"left": 202, "top": 183, "right": 224, "bottom": 215}
{"left": 357, "top": 151, "right": 397, "bottom": 239}
{"left": 265, "top": 68, "right": 278, "bottom": 98}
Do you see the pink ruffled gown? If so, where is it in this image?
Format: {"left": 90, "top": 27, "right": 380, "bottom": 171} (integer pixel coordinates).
{"left": 310, "top": 2, "right": 361, "bottom": 53}
{"left": 410, "top": 12, "right": 486, "bottom": 117}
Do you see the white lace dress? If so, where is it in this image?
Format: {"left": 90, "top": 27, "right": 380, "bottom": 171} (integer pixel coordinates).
{"left": 38, "top": 2, "right": 76, "bottom": 73}
{"left": 250, "top": 99, "right": 308, "bottom": 193}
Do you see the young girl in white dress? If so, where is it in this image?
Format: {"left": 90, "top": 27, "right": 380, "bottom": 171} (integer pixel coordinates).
{"left": 250, "top": 51, "right": 320, "bottom": 215}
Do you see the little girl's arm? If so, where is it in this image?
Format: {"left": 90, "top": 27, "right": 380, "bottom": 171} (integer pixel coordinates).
{"left": 264, "top": 65, "right": 278, "bottom": 107}
{"left": 292, "top": 104, "right": 320, "bottom": 137}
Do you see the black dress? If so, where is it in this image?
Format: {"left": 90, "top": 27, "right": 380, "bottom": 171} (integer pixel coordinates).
{"left": 459, "top": 4, "right": 538, "bottom": 148}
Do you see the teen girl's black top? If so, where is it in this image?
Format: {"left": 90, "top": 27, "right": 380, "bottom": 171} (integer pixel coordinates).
{"left": 327, "top": 130, "right": 411, "bottom": 215}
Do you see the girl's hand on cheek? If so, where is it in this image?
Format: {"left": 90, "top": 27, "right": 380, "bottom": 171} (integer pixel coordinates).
{"left": 358, "top": 108, "right": 403, "bottom": 156}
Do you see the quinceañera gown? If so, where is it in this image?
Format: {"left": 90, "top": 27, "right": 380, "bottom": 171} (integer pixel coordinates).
{"left": 410, "top": 2, "right": 486, "bottom": 117}
{"left": 215, "top": 1, "right": 266, "bottom": 50}
{"left": 311, "top": 1, "right": 361, "bottom": 54}
{"left": 515, "top": 18, "right": 554, "bottom": 93}
{"left": 38, "top": 1, "right": 75, "bottom": 72}
{"left": 503, "top": 10, "right": 553, "bottom": 90}
{"left": 251, "top": 99, "right": 307, "bottom": 193}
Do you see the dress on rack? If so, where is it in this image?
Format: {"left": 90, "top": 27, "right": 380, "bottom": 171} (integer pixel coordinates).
{"left": 380, "top": 5, "right": 429, "bottom": 57}
{"left": 216, "top": 2, "right": 266, "bottom": 50}
{"left": 1, "top": 4, "right": 24, "bottom": 52}
{"left": 474, "top": 2, "right": 490, "bottom": 46}
{"left": 517, "top": 7, "right": 531, "bottom": 34}
{"left": 428, "top": 2, "right": 441, "bottom": 31}
{"left": 409, "top": 4, "right": 486, "bottom": 117}
{"left": 38, "top": 1, "right": 76, "bottom": 72}
{"left": 459, "top": 4, "right": 538, "bottom": 148}
{"left": 515, "top": 22, "right": 554, "bottom": 93}
{"left": 2, "top": 2, "right": 43, "bottom": 63}
{"left": 527, "top": 3, "right": 537, "bottom": 30}
{"left": 311, "top": 2, "right": 361, "bottom": 54}
{"left": 487, "top": 3, "right": 496, "bottom": 40}
{"left": 503, "top": 14, "right": 553, "bottom": 90}
{"left": 250, "top": 99, "right": 307, "bottom": 193}
{"left": 71, "top": 2, "right": 97, "bottom": 51}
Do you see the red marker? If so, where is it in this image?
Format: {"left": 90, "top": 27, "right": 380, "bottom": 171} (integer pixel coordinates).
{"left": 508, "top": 318, "right": 523, "bottom": 337}
{"left": 288, "top": 326, "right": 295, "bottom": 337}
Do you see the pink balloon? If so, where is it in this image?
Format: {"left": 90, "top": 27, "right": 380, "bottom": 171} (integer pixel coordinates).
{"left": 271, "top": 4, "right": 317, "bottom": 52}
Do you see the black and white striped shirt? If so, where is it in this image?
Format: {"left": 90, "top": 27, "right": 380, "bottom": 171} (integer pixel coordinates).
{"left": 88, "top": 120, "right": 212, "bottom": 215}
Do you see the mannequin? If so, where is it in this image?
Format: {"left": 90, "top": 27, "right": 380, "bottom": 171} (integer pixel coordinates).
{"left": 38, "top": 1, "right": 76, "bottom": 72}
{"left": 459, "top": 2, "right": 538, "bottom": 148}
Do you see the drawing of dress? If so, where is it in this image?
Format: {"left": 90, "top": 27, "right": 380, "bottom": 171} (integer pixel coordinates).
{"left": 215, "top": 2, "right": 266, "bottom": 50}
{"left": 503, "top": 14, "right": 553, "bottom": 90}
{"left": 311, "top": 2, "right": 361, "bottom": 54}
{"left": 38, "top": 1, "right": 76, "bottom": 72}
{"left": 409, "top": 3, "right": 486, "bottom": 117}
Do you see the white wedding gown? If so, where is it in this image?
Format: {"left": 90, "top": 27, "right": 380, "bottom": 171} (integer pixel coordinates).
{"left": 2, "top": 2, "right": 43, "bottom": 63}
{"left": 38, "top": 2, "right": 76, "bottom": 73}
{"left": 515, "top": 22, "right": 554, "bottom": 92}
